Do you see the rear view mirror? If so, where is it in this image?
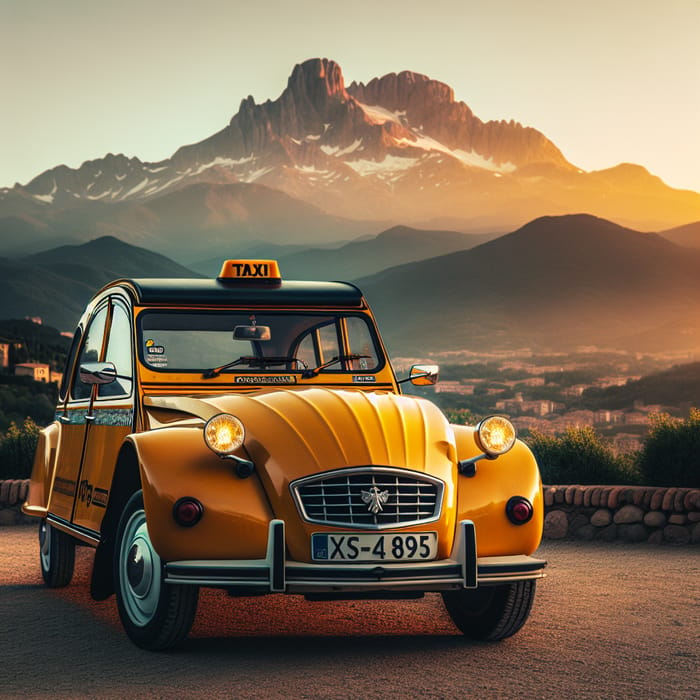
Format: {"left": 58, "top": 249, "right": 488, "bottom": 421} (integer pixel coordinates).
{"left": 409, "top": 364, "right": 439, "bottom": 386}
{"left": 233, "top": 325, "right": 271, "bottom": 341}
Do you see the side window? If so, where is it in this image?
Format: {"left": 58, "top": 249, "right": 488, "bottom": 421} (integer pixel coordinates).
{"left": 345, "top": 317, "right": 379, "bottom": 370}
{"left": 99, "top": 303, "right": 133, "bottom": 399}
{"left": 296, "top": 333, "right": 318, "bottom": 368}
{"left": 294, "top": 320, "right": 340, "bottom": 368}
{"left": 59, "top": 328, "right": 82, "bottom": 401}
{"left": 318, "top": 323, "right": 341, "bottom": 362}
{"left": 71, "top": 305, "right": 108, "bottom": 401}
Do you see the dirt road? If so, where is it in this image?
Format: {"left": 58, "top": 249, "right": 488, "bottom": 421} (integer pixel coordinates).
{"left": 1, "top": 526, "right": 698, "bottom": 699}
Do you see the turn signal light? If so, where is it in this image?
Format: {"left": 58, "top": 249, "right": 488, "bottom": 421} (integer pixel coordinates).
{"left": 506, "top": 496, "right": 533, "bottom": 525}
{"left": 173, "top": 497, "right": 204, "bottom": 527}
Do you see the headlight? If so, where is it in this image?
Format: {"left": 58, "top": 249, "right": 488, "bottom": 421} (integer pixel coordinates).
{"left": 475, "top": 415, "right": 516, "bottom": 457}
{"left": 204, "top": 413, "right": 245, "bottom": 455}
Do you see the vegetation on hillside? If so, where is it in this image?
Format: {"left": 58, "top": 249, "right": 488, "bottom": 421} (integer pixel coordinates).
{"left": 0, "top": 376, "right": 57, "bottom": 432}
{"left": 527, "top": 426, "right": 640, "bottom": 485}
{"left": 0, "top": 417, "right": 39, "bottom": 480}
{"left": 0, "top": 319, "right": 71, "bottom": 370}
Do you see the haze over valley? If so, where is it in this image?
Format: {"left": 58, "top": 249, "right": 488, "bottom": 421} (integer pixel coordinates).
{"left": 2, "top": 58, "right": 699, "bottom": 381}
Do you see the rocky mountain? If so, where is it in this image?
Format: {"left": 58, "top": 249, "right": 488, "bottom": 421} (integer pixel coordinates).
{"left": 358, "top": 214, "right": 700, "bottom": 355}
{"left": 2, "top": 58, "right": 699, "bottom": 260}
{"left": 0, "top": 237, "right": 199, "bottom": 329}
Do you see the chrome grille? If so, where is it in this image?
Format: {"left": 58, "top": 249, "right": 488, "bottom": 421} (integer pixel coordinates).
{"left": 291, "top": 467, "right": 444, "bottom": 530}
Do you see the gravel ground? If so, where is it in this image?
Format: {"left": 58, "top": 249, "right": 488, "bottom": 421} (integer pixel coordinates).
{"left": 1, "top": 526, "right": 698, "bottom": 699}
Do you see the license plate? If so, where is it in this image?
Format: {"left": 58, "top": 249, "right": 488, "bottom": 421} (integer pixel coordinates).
{"left": 311, "top": 532, "right": 438, "bottom": 562}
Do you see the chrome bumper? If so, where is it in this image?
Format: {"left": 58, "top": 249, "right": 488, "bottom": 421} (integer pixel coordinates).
{"left": 163, "top": 519, "right": 546, "bottom": 594}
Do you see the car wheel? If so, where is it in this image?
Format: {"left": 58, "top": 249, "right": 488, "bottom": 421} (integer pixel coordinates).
{"left": 114, "top": 490, "right": 199, "bottom": 650}
{"left": 39, "top": 519, "right": 76, "bottom": 588}
{"left": 442, "top": 580, "right": 536, "bottom": 641}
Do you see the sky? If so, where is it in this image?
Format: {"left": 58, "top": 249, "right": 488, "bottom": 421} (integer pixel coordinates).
{"left": 2, "top": 0, "right": 699, "bottom": 192}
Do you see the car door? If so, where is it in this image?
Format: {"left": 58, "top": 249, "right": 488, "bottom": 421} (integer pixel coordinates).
{"left": 47, "top": 303, "right": 109, "bottom": 525}
{"left": 72, "top": 298, "right": 135, "bottom": 532}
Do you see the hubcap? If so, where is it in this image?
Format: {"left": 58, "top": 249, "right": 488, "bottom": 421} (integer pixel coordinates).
{"left": 126, "top": 538, "right": 154, "bottom": 598}
{"left": 39, "top": 521, "right": 50, "bottom": 572}
{"left": 119, "top": 508, "right": 162, "bottom": 626}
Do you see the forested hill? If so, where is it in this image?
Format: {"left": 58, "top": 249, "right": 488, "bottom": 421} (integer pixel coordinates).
{"left": 578, "top": 362, "right": 700, "bottom": 410}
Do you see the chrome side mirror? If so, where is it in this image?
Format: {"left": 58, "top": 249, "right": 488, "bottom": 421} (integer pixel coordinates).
{"left": 80, "top": 362, "right": 117, "bottom": 385}
{"left": 397, "top": 363, "right": 439, "bottom": 386}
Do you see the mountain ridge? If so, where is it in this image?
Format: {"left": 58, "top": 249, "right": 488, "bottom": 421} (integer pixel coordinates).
{"left": 1, "top": 58, "right": 699, "bottom": 259}
{"left": 3, "top": 214, "right": 699, "bottom": 357}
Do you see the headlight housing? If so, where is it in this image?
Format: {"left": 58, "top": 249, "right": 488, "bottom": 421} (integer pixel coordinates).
{"left": 204, "top": 413, "right": 245, "bottom": 455}
{"left": 475, "top": 415, "right": 516, "bottom": 457}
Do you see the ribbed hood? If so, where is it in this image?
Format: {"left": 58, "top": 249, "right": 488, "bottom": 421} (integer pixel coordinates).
{"left": 146, "top": 387, "right": 458, "bottom": 550}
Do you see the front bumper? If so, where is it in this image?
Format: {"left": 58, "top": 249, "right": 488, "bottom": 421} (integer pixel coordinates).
{"left": 163, "top": 520, "right": 547, "bottom": 594}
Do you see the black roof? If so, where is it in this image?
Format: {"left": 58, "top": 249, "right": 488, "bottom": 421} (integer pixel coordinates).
{"left": 115, "top": 278, "right": 365, "bottom": 308}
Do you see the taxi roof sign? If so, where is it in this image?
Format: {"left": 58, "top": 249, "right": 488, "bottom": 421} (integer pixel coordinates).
{"left": 218, "top": 259, "right": 282, "bottom": 282}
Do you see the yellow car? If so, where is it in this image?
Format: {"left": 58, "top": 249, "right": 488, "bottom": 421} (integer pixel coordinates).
{"left": 23, "top": 259, "right": 545, "bottom": 649}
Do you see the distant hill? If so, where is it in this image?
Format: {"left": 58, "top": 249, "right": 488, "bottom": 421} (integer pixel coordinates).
{"left": 279, "top": 226, "right": 496, "bottom": 281}
{"left": 191, "top": 225, "right": 497, "bottom": 279}
{"left": 5, "top": 214, "right": 700, "bottom": 356}
{"left": 659, "top": 221, "right": 700, "bottom": 249}
{"left": 577, "top": 362, "right": 700, "bottom": 410}
{"left": 0, "top": 318, "right": 71, "bottom": 369}
{"left": 0, "top": 236, "right": 199, "bottom": 330}
{"left": 358, "top": 214, "right": 700, "bottom": 355}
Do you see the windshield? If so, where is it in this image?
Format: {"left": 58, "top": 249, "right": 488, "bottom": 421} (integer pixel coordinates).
{"left": 138, "top": 311, "right": 383, "bottom": 375}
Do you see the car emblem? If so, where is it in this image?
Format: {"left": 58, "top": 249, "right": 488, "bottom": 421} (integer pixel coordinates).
{"left": 361, "top": 486, "right": 390, "bottom": 514}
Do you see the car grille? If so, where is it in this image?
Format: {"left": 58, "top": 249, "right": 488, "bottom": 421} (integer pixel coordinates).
{"left": 291, "top": 467, "right": 444, "bottom": 529}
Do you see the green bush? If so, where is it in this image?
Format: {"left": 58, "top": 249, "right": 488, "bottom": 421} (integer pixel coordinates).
{"left": 0, "top": 417, "right": 40, "bottom": 480}
{"left": 527, "top": 426, "right": 641, "bottom": 485}
{"left": 637, "top": 409, "right": 700, "bottom": 488}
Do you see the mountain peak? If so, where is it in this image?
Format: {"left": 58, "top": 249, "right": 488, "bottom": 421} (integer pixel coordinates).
{"left": 348, "top": 69, "right": 455, "bottom": 111}
{"left": 288, "top": 58, "right": 347, "bottom": 100}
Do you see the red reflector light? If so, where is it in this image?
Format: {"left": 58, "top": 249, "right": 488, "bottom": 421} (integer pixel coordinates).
{"left": 506, "top": 496, "right": 533, "bottom": 525}
{"left": 173, "top": 498, "right": 204, "bottom": 527}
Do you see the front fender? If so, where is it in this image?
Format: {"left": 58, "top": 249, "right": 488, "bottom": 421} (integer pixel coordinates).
{"left": 127, "top": 426, "right": 273, "bottom": 561}
{"left": 22, "top": 422, "right": 60, "bottom": 517}
{"left": 452, "top": 425, "right": 543, "bottom": 557}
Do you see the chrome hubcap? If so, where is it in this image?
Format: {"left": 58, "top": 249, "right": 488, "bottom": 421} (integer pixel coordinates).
{"left": 39, "top": 521, "right": 50, "bottom": 572}
{"left": 119, "top": 508, "right": 161, "bottom": 626}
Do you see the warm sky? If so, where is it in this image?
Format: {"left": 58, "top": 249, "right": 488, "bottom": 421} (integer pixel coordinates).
{"left": 2, "top": 0, "right": 699, "bottom": 192}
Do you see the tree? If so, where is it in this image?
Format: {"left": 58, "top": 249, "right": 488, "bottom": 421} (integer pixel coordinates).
{"left": 637, "top": 409, "right": 700, "bottom": 488}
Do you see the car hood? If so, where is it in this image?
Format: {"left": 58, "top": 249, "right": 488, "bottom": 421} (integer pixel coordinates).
{"left": 145, "top": 387, "right": 458, "bottom": 527}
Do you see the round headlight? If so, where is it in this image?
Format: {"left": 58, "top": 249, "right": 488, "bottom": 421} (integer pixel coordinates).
{"left": 475, "top": 415, "right": 516, "bottom": 457}
{"left": 204, "top": 413, "right": 245, "bottom": 455}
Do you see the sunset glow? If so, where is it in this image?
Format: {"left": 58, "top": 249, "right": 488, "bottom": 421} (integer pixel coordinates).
{"left": 1, "top": 0, "right": 698, "bottom": 192}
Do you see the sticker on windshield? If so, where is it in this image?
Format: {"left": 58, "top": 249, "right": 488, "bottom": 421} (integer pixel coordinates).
{"left": 234, "top": 375, "right": 297, "bottom": 385}
{"left": 353, "top": 375, "right": 376, "bottom": 383}
{"left": 145, "top": 339, "right": 168, "bottom": 368}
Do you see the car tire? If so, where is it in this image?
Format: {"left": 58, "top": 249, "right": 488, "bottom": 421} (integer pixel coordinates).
{"left": 441, "top": 580, "right": 536, "bottom": 641}
{"left": 39, "top": 519, "right": 76, "bottom": 588}
{"left": 114, "top": 490, "right": 199, "bottom": 650}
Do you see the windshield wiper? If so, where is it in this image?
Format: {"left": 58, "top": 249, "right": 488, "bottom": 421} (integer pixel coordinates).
{"left": 203, "top": 356, "right": 306, "bottom": 379}
{"left": 301, "top": 354, "right": 371, "bottom": 379}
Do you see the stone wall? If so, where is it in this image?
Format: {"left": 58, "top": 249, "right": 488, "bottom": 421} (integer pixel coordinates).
{"left": 2, "top": 479, "right": 699, "bottom": 544}
{"left": 0, "top": 479, "right": 34, "bottom": 526}
{"left": 544, "top": 485, "right": 700, "bottom": 545}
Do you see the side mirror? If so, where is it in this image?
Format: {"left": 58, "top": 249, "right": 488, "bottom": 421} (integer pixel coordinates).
{"left": 80, "top": 362, "right": 117, "bottom": 385}
{"left": 408, "top": 364, "right": 439, "bottom": 386}
{"left": 233, "top": 325, "right": 271, "bottom": 341}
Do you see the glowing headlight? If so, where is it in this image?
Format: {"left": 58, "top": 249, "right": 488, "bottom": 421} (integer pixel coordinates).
{"left": 475, "top": 415, "right": 516, "bottom": 457}
{"left": 204, "top": 413, "right": 245, "bottom": 455}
